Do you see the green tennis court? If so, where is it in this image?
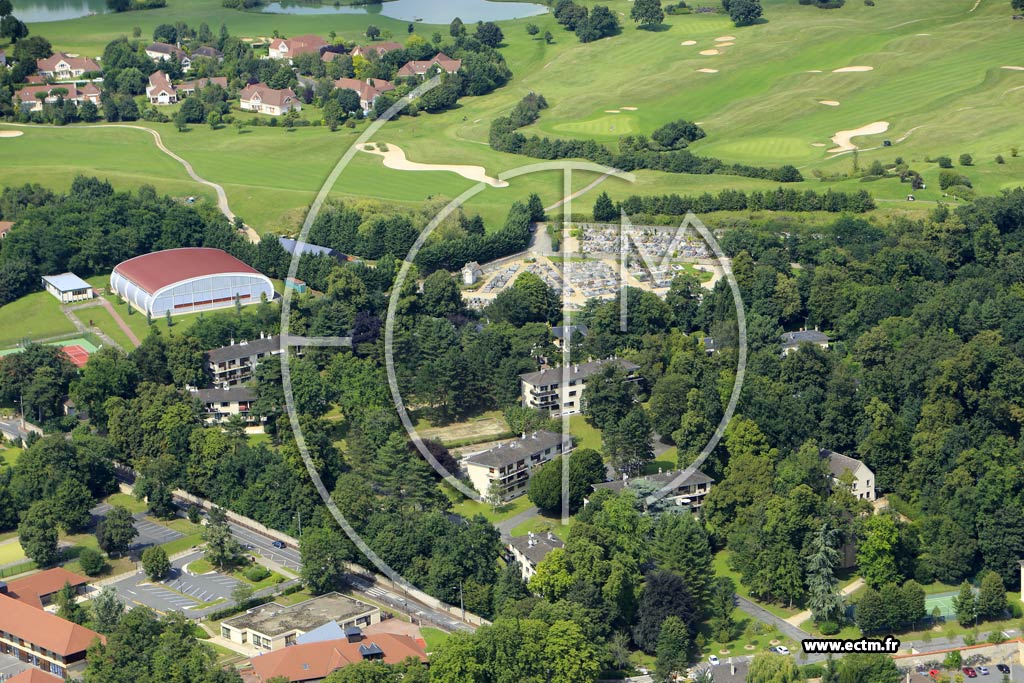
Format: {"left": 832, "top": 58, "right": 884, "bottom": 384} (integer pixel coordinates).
{"left": 925, "top": 592, "right": 958, "bottom": 618}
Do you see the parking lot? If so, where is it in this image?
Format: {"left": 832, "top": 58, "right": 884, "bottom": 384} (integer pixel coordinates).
{"left": 109, "top": 550, "right": 239, "bottom": 614}
{"left": 89, "top": 504, "right": 185, "bottom": 554}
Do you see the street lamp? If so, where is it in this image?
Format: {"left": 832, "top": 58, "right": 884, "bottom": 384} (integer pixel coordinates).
{"left": 452, "top": 579, "right": 465, "bottom": 621}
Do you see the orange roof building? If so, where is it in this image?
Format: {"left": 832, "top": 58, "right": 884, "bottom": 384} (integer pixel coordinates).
{"left": 3, "top": 568, "right": 89, "bottom": 609}
{"left": 249, "top": 633, "right": 427, "bottom": 682}
{"left": 7, "top": 669, "right": 65, "bottom": 683}
{"left": 0, "top": 594, "right": 104, "bottom": 678}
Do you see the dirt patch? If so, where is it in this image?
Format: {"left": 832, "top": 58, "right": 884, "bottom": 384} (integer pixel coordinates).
{"left": 419, "top": 416, "right": 510, "bottom": 445}
{"left": 828, "top": 120, "right": 889, "bottom": 154}
{"left": 715, "top": 35, "right": 736, "bottom": 41}
{"left": 1002, "top": 66, "right": 1024, "bottom": 71}
{"left": 357, "top": 142, "right": 509, "bottom": 188}
{"left": 680, "top": 40, "right": 698, "bottom": 46}
{"left": 697, "top": 68, "right": 719, "bottom": 73}
{"left": 833, "top": 65, "right": 874, "bottom": 72}
{"left": 0, "top": 131, "right": 24, "bottom": 138}
{"left": 819, "top": 100, "right": 840, "bottom": 106}
{"left": 700, "top": 49, "right": 721, "bottom": 56}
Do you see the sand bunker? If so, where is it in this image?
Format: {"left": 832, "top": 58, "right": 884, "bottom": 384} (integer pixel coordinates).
{"left": 819, "top": 100, "right": 841, "bottom": 106}
{"left": 1002, "top": 66, "right": 1024, "bottom": 71}
{"left": 806, "top": 70, "right": 823, "bottom": 73}
{"left": 681, "top": 40, "right": 698, "bottom": 46}
{"left": 833, "top": 66, "right": 874, "bottom": 73}
{"left": 0, "top": 131, "right": 23, "bottom": 138}
{"left": 811, "top": 143, "right": 827, "bottom": 147}
{"left": 716, "top": 41, "right": 735, "bottom": 47}
{"left": 605, "top": 110, "right": 621, "bottom": 114}
{"left": 621, "top": 106, "right": 638, "bottom": 111}
{"left": 357, "top": 143, "right": 508, "bottom": 188}
{"left": 715, "top": 35, "right": 736, "bottom": 41}
{"left": 828, "top": 121, "right": 889, "bottom": 154}
{"left": 697, "top": 68, "right": 719, "bottom": 73}
{"left": 700, "top": 49, "right": 721, "bottom": 56}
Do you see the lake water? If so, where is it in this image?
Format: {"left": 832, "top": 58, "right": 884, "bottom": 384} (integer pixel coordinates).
{"left": 259, "top": 0, "right": 549, "bottom": 23}
{"left": 13, "top": 0, "right": 107, "bottom": 22}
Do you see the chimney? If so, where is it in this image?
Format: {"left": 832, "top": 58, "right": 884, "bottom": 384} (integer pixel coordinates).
{"left": 230, "top": 338, "right": 235, "bottom": 345}
{"left": 0, "top": 581, "right": 7, "bottom": 595}
{"left": 521, "top": 432, "right": 526, "bottom": 439}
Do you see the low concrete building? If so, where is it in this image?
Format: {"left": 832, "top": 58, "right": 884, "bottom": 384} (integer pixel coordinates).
{"left": 221, "top": 593, "right": 380, "bottom": 652}
{"left": 42, "top": 273, "right": 93, "bottom": 304}
{"left": 461, "top": 261, "right": 482, "bottom": 285}
{"left": 507, "top": 532, "right": 564, "bottom": 580}
{"left": 520, "top": 358, "right": 640, "bottom": 416}
{"left": 462, "top": 431, "right": 573, "bottom": 501}
{"left": 821, "top": 448, "right": 875, "bottom": 502}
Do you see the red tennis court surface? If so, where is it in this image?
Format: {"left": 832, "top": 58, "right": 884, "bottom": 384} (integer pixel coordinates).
{"left": 61, "top": 344, "right": 91, "bottom": 368}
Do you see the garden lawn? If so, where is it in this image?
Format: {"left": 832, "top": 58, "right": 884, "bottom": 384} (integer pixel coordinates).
{"left": 103, "top": 492, "right": 148, "bottom": 514}
{"left": 450, "top": 491, "right": 534, "bottom": 524}
{"left": 0, "top": 446, "right": 21, "bottom": 468}
{"left": 509, "top": 512, "right": 573, "bottom": 541}
{"left": 0, "top": 539, "right": 27, "bottom": 566}
{"left": 0, "top": 290, "right": 76, "bottom": 348}
{"left": 569, "top": 414, "right": 601, "bottom": 451}
{"left": 420, "top": 627, "right": 450, "bottom": 652}
{"left": 76, "top": 302, "right": 137, "bottom": 350}
{"left": 714, "top": 549, "right": 802, "bottom": 619}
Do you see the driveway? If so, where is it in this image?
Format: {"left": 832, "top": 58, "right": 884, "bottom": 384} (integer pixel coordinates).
{"left": 109, "top": 551, "right": 241, "bottom": 615}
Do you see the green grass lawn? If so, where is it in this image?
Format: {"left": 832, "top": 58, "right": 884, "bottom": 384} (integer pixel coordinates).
{"left": 104, "top": 492, "right": 149, "bottom": 514}
{"left": 0, "top": 446, "right": 21, "bottom": 468}
{"left": 420, "top": 627, "right": 450, "bottom": 652}
{"left": 0, "top": 290, "right": 76, "bottom": 349}
{"left": 509, "top": 511, "right": 573, "bottom": 541}
{"left": 451, "top": 493, "right": 535, "bottom": 524}
{"left": 76, "top": 302, "right": 138, "bottom": 350}
{"left": 569, "top": 414, "right": 602, "bottom": 451}
{"left": 0, "top": 539, "right": 27, "bottom": 566}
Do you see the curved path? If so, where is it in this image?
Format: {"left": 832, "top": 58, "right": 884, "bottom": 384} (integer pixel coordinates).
{"left": 0, "top": 122, "right": 260, "bottom": 243}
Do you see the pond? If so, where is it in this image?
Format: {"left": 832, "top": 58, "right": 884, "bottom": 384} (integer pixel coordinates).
{"left": 258, "top": 0, "right": 549, "bottom": 23}
{"left": 13, "top": 0, "right": 107, "bottom": 22}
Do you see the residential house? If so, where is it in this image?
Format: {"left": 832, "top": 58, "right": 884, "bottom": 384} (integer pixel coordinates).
{"left": 821, "top": 448, "right": 875, "bottom": 502}
{"left": 702, "top": 336, "right": 718, "bottom": 354}
{"left": 507, "top": 532, "right": 564, "bottom": 580}
{"left": 25, "top": 75, "right": 46, "bottom": 84}
{"left": 349, "top": 42, "right": 402, "bottom": 58}
{"left": 177, "top": 76, "right": 229, "bottom": 97}
{"left": 0, "top": 589, "right": 104, "bottom": 678}
{"left": 191, "top": 45, "right": 224, "bottom": 61}
{"left": 248, "top": 630, "right": 427, "bottom": 683}
{"left": 520, "top": 358, "right": 641, "bottom": 415}
{"left": 594, "top": 469, "right": 714, "bottom": 512}
{"left": 396, "top": 52, "right": 461, "bottom": 79}
{"left": 3, "top": 568, "right": 90, "bottom": 609}
{"left": 0, "top": 221, "right": 13, "bottom": 239}
{"left": 191, "top": 386, "right": 262, "bottom": 427}
{"left": 35, "top": 53, "right": 100, "bottom": 80}
{"left": 332, "top": 77, "right": 394, "bottom": 112}
{"left": 461, "top": 430, "right": 573, "bottom": 501}
{"left": 146, "top": 70, "right": 177, "bottom": 104}
{"left": 205, "top": 333, "right": 283, "bottom": 386}
{"left": 221, "top": 593, "right": 380, "bottom": 652}
{"left": 8, "top": 669, "right": 64, "bottom": 683}
{"left": 239, "top": 83, "right": 300, "bottom": 116}
{"left": 780, "top": 329, "right": 830, "bottom": 356}
{"left": 320, "top": 50, "right": 346, "bottom": 63}
{"left": 268, "top": 34, "right": 327, "bottom": 62}
{"left": 551, "top": 324, "right": 588, "bottom": 351}
{"left": 17, "top": 83, "right": 101, "bottom": 112}
{"left": 41, "top": 273, "right": 93, "bottom": 304}
{"left": 146, "top": 42, "right": 191, "bottom": 70}
{"left": 461, "top": 261, "right": 482, "bottom": 285}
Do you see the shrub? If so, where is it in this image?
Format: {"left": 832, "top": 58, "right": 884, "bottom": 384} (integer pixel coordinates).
{"left": 989, "top": 630, "right": 1007, "bottom": 644}
{"left": 78, "top": 547, "right": 107, "bottom": 576}
{"left": 802, "top": 664, "right": 826, "bottom": 678}
{"left": 936, "top": 155, "right": 953, "bottom": 168}
{"left": 996, "top": 155, "right": 1006, "bottom": 164}
{"left": 939, "top": 170, "right": 972, "bottom": 190}
{"left": 959, "top": 153, "right": 973, "bottom": 166}
{"left": 244, "top": 565, "right": 271, "bottom": 582}
{"left": 818, "top": 620, "right": 841, "bottom": 635}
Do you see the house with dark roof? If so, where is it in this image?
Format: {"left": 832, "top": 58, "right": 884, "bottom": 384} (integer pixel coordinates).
{"left": 146, "top": 42, "right": 190, "bottom": 69}
{"left": 247, "top": 632, "right": 426, "bottom": 682}
{"left": 396, "top": 52, "right": 461, "bottom": 79}
{"left": 278, "top": 237, "right": 344, "bottom": 261}
{"left": 520, "top": 358, "right": 640, "bottom": 415}
{"left": 780, "top": 329, "right": 830, "bottom": 356}
{"left": 0, "top": 591, "right": 104, "bottom": 678}
{"left": 191, "top": 385, "right": 263, "bottom": 427}
{"left": 191, "top": 45, "right": 224, "bottom": 60}
{"left": 594, "top": 469, "right": 713, "bottom": 512}
{"left": 205, "top": 333, "right": 284, "bottom": 386}
{"left": 551, "top": 324, "right": 588, "bottom": 351}
{"left": 239, "top": 83, "right": 300, "bottom": 116}
{"left": 821, "top": 448, "right": 875, "bottom": 501}
{"left": 462, "top": 431, "right": 573, "bottom": 500}
{"left": 178, "top": 76, "right": 228, "bottom": 96}
{"left": 35, "top": 53, "right": 100, "bottom": 80}
{"left": 507, "top": 531, "right": 564, "bottom": 580}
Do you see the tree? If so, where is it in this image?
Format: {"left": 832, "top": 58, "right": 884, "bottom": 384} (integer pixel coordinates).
{"left": 56, "top": 582, "right": 86, "bottom": 624}
{"left": 631, "top": 0, "right": 665, "bottom": 26}
{"left": 96, "top": 505, "right": 138, "bottom": 557}
{"left": 449, "top": 17, "right": 465, "bottom": 37}
{"left": 959, "top": 153, "right": 973, "bottom": 166}
{"left": 527, "top": 192, "right": 546, "bottom": 222}
{"left": 654, "top": 615, "right": 690, "bottom": 683}
{"left": 725, "top": 0, "right": 763, "bottom": 26}
{"left": 856, "top": 514, "right": 902, "bottom": 588}
{"left": 978, "top": 571, "right": 1008, "bottom": 620}
{"left": 365, "top": 25, "right": 380, "bottom": 40}
{"left": 544, "top": 620, "right": 600, "bottom": 683}
{"left": 528, "top": 448, "right": 605, "bottom": 515}
{"left": 232, "top": 582, "right": 254, "bottom": 605}
{"left": 300, "top": 527, "right": 352, "bottom": 594}
{"left": 53, "top": 478, "right": 94, "bottom": 533}
{"left": 203, "top": 510, "right": 242, "bottom": 570}
{"left": 747, "top": 653, "right": 801, "bottom": 683}
{"left": 806, "top": 521, "right": 844, "bottom": 625}
{"left": 593, "top": 191, "right": 617, "bottom": 221}
{"left": 652, "top": 513, "right": 713, "bottom": 606}
{"left": 19, "top": 501, "right": 60, "bottom": 566}
{"left": 633, "top": 571, "right": 698, "bottom": 654}
{"left": 90, "top": 585, "right": 124, "bottom": 633}
{"left": 142, "top": 545, "right": 170, "bottom": 581}
{"left": 526, "top": 23, "right": 540, "bottom": 36}
{"left": 421, "top": 270, "right": 463, "bottom": 317}
{"left": 475, "top": 21, "right": 504, "bottom": 47}
{"left": 954, "top": 580, "right": 978, "bottom": 627}
{"left": 544, "top": 30, "right": 554, "bottom": 44}
{"left": 604, "top": 407, "right": 654, "bottom": 476}
{"left": 855, "top": 587, "right": 887, "bottom": 634}
{"left": 836, "top": 653, "right": 900, "bottom": 683}
{"left": 79, "top": 547, "right": 107, "bottom": 576}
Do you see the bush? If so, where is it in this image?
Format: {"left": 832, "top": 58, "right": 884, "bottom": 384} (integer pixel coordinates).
{"left": 996, "top": 155, "right": 1006, "bottom": 164}
{"left": 989, "top": 630, "right": 1007, "bottom": 644}
{"left": 244, "top": 564, "right": 271, "bottom": 582}
{"left": 818, "top": 620, "right": 841, "bottom": 635}
{"left": 959, "top": 153, "right": 973, "bottom": 166}
{"left": 78, "top": 547, "right": 107, "bottom": 576}
{"left": 802, "top": 664, "right": 826, "bottom": 678}
{"left": 936, "top": 155, "right": 954, "bottom": 168}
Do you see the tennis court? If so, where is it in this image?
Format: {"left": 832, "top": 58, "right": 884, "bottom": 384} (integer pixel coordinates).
{"left": 924, "top": 591, "right": 958, "bottom": 618}
{"left": 61, "top": 344, "right": 91, "bottom": 367}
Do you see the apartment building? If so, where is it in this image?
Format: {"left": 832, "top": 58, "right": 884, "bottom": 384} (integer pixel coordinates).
{"left": 462, "top": 431, "right": 573, "bottom": 501}
{"left": 205, "top": 333, "right": 282, "bottom": 386}
{"left": 519, "top": 358, "right": 640, "bottom": 416}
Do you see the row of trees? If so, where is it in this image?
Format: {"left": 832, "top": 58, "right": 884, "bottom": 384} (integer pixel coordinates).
{"left": 608, "top": 186, "right": 877, "bottom": 218}
{"left": 552, "top": 0, "right": 621, "bottom": 43}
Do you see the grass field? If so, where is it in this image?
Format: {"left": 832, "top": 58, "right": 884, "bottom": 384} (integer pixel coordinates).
{"left": 0, "top": 446, "right": 21, "bottom": 468}
{"left": 0, "top": 539, "right": 28, "bottom": 566}
{"left": 420, "top": 627, "right": 450, "bottom": 652}
{"left": 451, "top": 493, "right": 534, "bottom": 524}
{"left": 0, "top": 290, "right": 76, "bottom": 348}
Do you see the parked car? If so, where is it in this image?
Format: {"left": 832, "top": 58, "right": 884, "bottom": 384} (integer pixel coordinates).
{"left": 977, "top": 666, "right": 989, "bottom": 675}
{"left": 997, "top": 664, "right": 1010, "bottom": 675}
{"left": 963, "top": 667, "right": 977, "bottom": 678}
{"left": 774, "top": 646, "right": 790, "bottom": 655}
{"left": 708, "top": 656, "right": 720, "bottom": 666}
{"left": 928, "top": 670, "right": 941, "bottom": 680}
{"left": 272, "top": 540, "right": 286, "bottom": 549}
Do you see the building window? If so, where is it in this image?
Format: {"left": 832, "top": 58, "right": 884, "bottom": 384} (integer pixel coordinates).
{"left": 222, "top": 627, "right": 230, "bottom": 639}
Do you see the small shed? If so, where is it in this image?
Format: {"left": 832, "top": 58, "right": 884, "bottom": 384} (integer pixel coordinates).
{"left": 462, "top": 261, "right": 483, "bottom": 285}
{"left": 42, "top": 272, "right": 94, "bottom": 304}
{"left": 285, "top": 277, "right": 307, "bottom": 294}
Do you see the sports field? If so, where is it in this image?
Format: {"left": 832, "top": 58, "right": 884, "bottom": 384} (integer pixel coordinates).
{"left": 924, "top": 591, "right": 958, "bottom": 619}
{"left": 0, "top": 290, "right": 76, "bottom": 348}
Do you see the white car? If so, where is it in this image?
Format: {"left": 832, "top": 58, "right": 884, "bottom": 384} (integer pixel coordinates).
{"left": 708, "top": 655, "right": 720, "bottom": 666}
{"left": 771, "top": 646, "right": 791, "bottom": 655}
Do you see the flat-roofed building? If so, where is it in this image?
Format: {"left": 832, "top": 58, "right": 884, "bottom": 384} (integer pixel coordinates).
{"left": 42, "top": 273, "right": 93, "bottom": 304}
{"left": 594, "top": 469, "right": 713, "bottom": 512}
{"left": 507, "top": 531, "right": 564, "bottom": 580}
{"left": 221, "top": 593, "right": 380, "bottom": 652}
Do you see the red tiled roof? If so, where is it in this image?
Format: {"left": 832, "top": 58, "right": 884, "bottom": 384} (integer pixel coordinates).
{"left": 273, "top": 34, "right": 326, "bottom": 58}
{"left": 8, "top": 669, "right": 64, "bottom": 683}
{"left": 397, "top": 52, "right": 461, "bottom": 78}
{"left": 26, "top": 74, "right": 45, "bottom": 84}
{"left": 332, "top": 78, "right": 394, "bottom": 104}
{"left": 0, "top": 221, "right": 13, "bottom": 236}
{"left": 179, "top": 76, "right": 229, "bottom": 92}
{"left": 17, "top": 83, "right": 99, "bottom": 103}
{"left": 36, "top": 52, "right": 100, "bottom": 74}
{"left": 250, "top": 635, "right": 427, "bottom": 683}
{"left": 5, "top": 568, "right": 89, "bottom": 609}
{"left": 147, "top": 70, "right": 174, "bottom": 96}
{"left": 240, "top": 82, "right": 297, "bottom": 109}
{"left": 112, "top": 248, "right": 262, "bottom": 294}
{"left": 0, "top": 594, "right": 104, "bottom": 657}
